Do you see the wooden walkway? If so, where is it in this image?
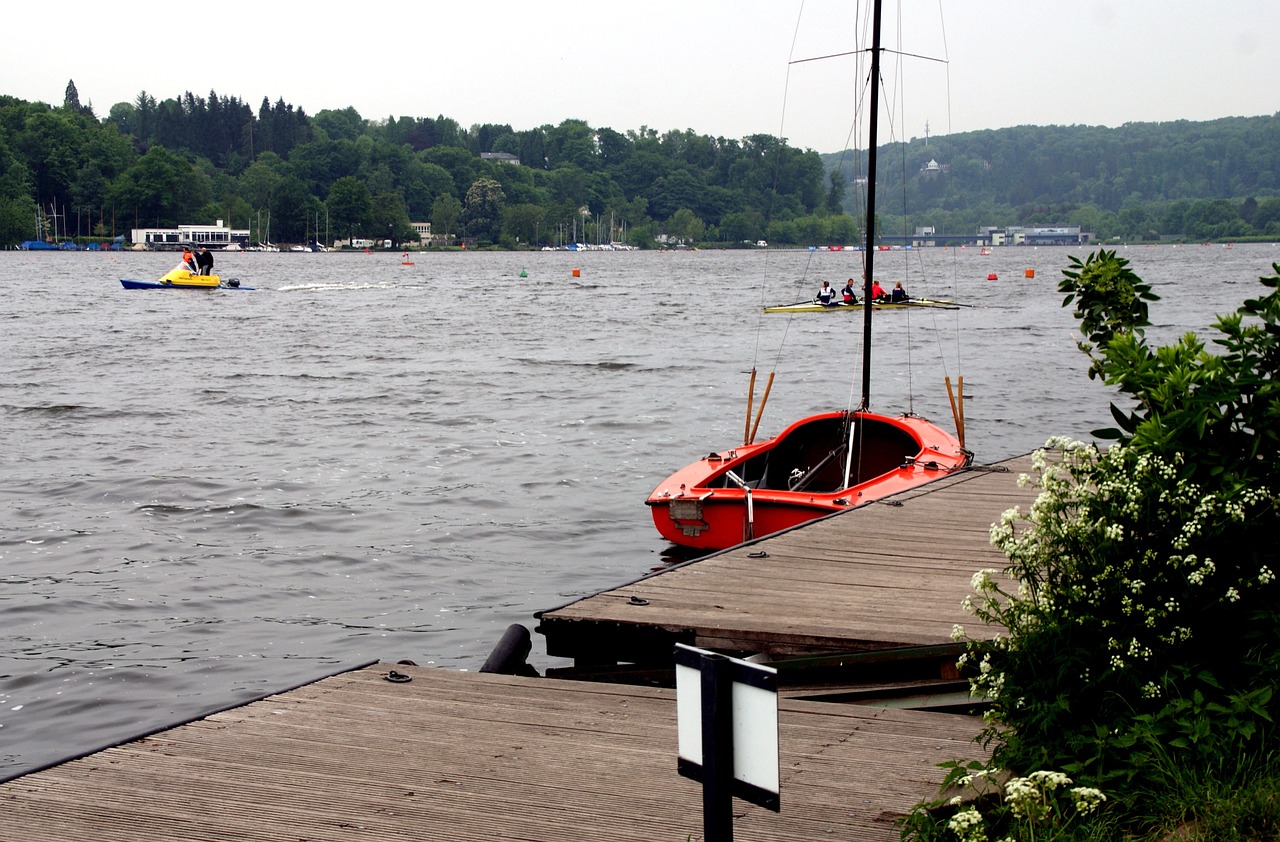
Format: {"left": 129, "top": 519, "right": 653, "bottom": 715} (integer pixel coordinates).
{"left": 0, "top": 663, "right": 983, "bottom": 841}
{"left": 538, "top": 456, "right": 1033, "bottom": 677}
{"left": 0, "top": 457, "right": 1038, "bottom": 839}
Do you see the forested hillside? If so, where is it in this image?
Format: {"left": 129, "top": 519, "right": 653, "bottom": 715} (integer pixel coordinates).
{"left": 2, "top": 80, "right": 1276, "bottom": 248}
{"left": 828, "top": 114, "right": 1280, "bottom": 242}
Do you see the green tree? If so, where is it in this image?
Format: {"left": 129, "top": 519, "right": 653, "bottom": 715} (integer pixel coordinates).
{"left": 500, "top": 203, "right": 545, "bottom": 246}
{"left": 107, "top": 145, "right": 210, "bottom": 228}
{"left": 826, "top": 167, "right": 847, "bottom": 213}
{"left": 238, "top": 153, "right": 286, "bottom": 212}
{"left": 1184, "top": 198, "right": 1244, "bottom": 240}
{"left": 827, "top": 212, "right": 857, "bottom": 245}
{"left": 544, "top": 119, "right": 597, "bottom": 170}
{"left": 369, "top": 191, "right": 414, "bottom": 246}
{"left": 0, "top": 194, "right": 38, "bottom": 246}
{"left": 666, "top": 207, "right": 704, "bottom": 244}
{"left": 461, "top": 177, "right": 504, "bottom": 244}
{"left": 269, "top": 174, "right": 311, "bottom": 243}
{"left": 431, "top": 193, "right": 462, "bottom": 244}
{"left": 326, "top": 176, "right": 372, "bottom": 241}
{"left": 14, "top": 109, "right": 81, "bottom": 204}
{"left": 312, "top": 107, "right": 366, "bottom": 142}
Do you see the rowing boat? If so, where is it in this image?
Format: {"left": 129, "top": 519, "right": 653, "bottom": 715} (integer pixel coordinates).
{"left": 763, "top": 297, "right": 959, "bottom": 314}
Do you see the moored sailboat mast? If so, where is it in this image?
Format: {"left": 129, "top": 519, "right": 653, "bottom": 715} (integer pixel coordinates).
{"left": 859, "top": 0, "right": 884, "bottom": 413}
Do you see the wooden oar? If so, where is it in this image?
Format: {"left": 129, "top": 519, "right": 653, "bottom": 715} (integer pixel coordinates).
{"left": 748, "top": 371, "right": 776, "bottom": 445}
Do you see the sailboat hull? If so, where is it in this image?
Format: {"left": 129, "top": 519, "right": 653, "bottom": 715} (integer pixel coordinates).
{"left": 646, "top": 410, "right": 970, "bottom": 551}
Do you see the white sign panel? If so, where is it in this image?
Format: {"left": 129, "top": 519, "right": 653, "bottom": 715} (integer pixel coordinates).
{"left": 675, "top": 644, "right": 780, "bottom": 802}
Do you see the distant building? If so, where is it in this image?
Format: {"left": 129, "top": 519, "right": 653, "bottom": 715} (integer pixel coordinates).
{"left": 131, "top": 219, "right": 250, "bottom": 249}
{"left": 411, "top": 221, "right": 433, "bottom": 246}
{"left": 480, "top": 152, "right": 521, "bottom": 166}
{"left": 1005, "top": 226, "right": 1089, "bottom": 246}
{"left": 885, "top": 223, "right": 1089, "bottom": 248}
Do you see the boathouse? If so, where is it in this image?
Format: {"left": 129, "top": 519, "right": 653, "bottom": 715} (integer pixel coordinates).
{"left": 130, "top": 219, "right": 250, "bottom": 250}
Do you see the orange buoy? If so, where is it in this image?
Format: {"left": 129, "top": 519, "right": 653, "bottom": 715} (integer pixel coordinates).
{"left": 572, "top": 268, "right": 581, "bottom": 278}
{"left": 1025, "top": 268, "right": 1035, "bottom": 278}
{"left": 987, "top": 272, "right": 998, "bottom": 281}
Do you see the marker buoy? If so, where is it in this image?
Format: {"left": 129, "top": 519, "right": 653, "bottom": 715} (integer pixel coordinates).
{"left": 1025, "top": 268, "right": 1035, "bottom": 278}
{"left": 987, "top": 272, "right": 998, "bottom": 281}
{"left": 572, "top": 268, "right": 581, "bottom": 278}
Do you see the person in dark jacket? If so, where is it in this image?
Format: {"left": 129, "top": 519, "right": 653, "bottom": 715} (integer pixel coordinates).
{"left": 195, "top": 246, "right": 214, "bottom": 275}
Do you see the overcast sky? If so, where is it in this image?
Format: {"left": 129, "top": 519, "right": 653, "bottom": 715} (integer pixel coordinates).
{"left": 6, "top": 1, "right": 1278, "bottom": 154}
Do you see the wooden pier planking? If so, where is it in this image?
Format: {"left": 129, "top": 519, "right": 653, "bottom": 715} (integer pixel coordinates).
{"left": 0, "top": 663, "right": 984, "bottom": 842}
{"left": 0, "top": 456, "right": 1044, "bottom": 839}
{"left": 537, "top": 456, "right": 1035, "bottom": 664}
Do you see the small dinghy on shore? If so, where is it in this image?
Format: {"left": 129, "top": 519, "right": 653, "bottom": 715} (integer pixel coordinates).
{"left": 120, "top": 268, "right": 253, "bottom": 290}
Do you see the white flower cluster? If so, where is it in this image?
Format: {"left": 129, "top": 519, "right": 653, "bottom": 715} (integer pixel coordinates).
{"left": 1185, "top": 555, "right": 1215, "bottom": 586}
{"left": 1004, "top": 770, "right": 1070, "bottom": 821}
{"left": 947, "top": 806, "right": 986, "bottom": 842}
{"left": 942, "top": 765, "right": 1107, "bottom": 840}
{"left": 1070, "top": 786, "right": 1107, "bottom": 815}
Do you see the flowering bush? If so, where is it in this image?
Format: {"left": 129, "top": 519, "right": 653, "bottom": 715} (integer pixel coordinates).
{"left": 904, "top": 255, "right": 1280, "bottom": 839}
{"left": 967, "top": 440, "right": 1277, "bottom": 786}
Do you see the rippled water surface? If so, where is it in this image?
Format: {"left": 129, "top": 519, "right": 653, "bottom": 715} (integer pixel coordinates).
{"left": 2, "top": 243, "right": 1276, "bottom": 776}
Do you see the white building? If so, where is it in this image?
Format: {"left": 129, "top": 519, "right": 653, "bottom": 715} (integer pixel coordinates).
{"left": 130, "top": 219, "right": 251, "bottom": 249}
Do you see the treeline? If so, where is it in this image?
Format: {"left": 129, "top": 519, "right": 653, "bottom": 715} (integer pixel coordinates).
{"left": 829, "top": 113, "right": 1280, "bottom": 242}
{"left": 3, "top": 81, "right": 1278, "bottom": 249}
{"left": 0, "top": 81, "right": 843, "bottom": 248}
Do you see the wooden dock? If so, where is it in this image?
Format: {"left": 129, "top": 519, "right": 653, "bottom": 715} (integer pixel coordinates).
{"left": 0, "top": 663, "right": 982, "bottom": 841}
{"left": 537, "top": 455, "right": 1032, "bottom": 683}
{"left": 0, "top": 456, "right": 1037, "bottom": 839}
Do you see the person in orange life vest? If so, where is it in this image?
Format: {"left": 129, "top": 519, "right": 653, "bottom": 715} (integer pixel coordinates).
{"left": 177, "top": 247, "right": 197, "bottom": 273}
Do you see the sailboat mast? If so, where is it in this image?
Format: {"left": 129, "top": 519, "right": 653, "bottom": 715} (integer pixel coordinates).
{"left": 859, "top": 0, "right": 884, "bottom": 411}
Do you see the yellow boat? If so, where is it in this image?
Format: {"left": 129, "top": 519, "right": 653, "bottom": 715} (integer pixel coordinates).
{"left": 120, "top": 268, "right": 250, "bottom": 290}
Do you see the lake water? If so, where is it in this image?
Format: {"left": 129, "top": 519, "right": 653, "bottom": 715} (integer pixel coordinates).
{"left": 2, "top": 242, "right": 1276, "bottom": 778}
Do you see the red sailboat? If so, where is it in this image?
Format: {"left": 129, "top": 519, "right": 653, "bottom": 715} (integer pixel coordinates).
{"left": 647, "top": 1, "right": 971, "bottom": 551}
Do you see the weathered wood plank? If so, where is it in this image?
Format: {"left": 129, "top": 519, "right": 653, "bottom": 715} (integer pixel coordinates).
{"left": 537, "top": 456, "right": 1033, "bottom": 662}
{"left": 0, "top": 664, "right": 983, "bottom": 842}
